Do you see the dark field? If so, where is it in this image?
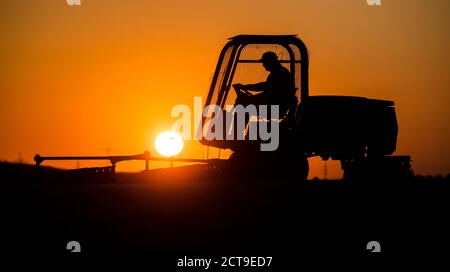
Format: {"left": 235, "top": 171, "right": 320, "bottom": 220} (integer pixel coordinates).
{"left": 1, "top": 162, "right": 449, "bottom": 264}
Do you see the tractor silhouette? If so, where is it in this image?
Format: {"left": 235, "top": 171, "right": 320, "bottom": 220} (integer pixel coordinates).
{"left": 200, "top": 35, "right": 412, "bottom": 181}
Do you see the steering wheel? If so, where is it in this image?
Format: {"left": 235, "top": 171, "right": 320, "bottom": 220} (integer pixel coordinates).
{"left": 232, "top": 84, "right": 252, "bottom": 96}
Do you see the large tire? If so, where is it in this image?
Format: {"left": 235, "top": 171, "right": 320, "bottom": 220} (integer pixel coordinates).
{"left": 227, "top": 150, "right": 309, "bottom": 182}
{"left": 342, "top": 156, "right": 413, "bottom": 191}
{"left": 277, "top": 152, "right": 309, "bottom": 183}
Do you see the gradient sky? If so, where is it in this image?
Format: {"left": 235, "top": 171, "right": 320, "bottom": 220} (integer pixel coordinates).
{"left": 0, "top": 0, "right": 449, "bottom": 178}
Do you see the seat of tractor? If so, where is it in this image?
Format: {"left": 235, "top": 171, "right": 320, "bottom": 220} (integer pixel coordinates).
{"left": 200, "top": 96, "right": 298, "bottom": 151}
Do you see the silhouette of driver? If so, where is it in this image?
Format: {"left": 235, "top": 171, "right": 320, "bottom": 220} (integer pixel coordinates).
{"left": 233, "top": 51, "right": 295, "bottom": 115}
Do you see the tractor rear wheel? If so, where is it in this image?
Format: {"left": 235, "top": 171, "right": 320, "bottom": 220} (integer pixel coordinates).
{"left": 276, "top": 151, "right": 309, "bottom": 183}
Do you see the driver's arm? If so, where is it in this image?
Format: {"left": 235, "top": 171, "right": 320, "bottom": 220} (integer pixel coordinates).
{"left": 241, "top": 81, "right": 268, "bottom": 92}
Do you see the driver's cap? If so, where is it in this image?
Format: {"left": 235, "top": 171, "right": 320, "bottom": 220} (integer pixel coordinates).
{"left": 260, "top": 51, "right": 278, "bottom": 63}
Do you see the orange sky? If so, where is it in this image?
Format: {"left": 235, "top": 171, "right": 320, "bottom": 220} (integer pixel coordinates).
{"left": 0, "top": 0, "right": 449, "bottom": 178}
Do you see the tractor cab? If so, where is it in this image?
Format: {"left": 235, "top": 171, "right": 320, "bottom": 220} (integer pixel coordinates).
{"left": 199, "top": 35, "right": 408, "bottom": 181}
{"left": 200, "top": 35, "right": 309, "bottom": 150}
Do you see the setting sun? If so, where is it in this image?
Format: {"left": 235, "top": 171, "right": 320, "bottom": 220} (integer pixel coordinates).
{"left": 154, "top": 131, "right": 184, "bottom": 157}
